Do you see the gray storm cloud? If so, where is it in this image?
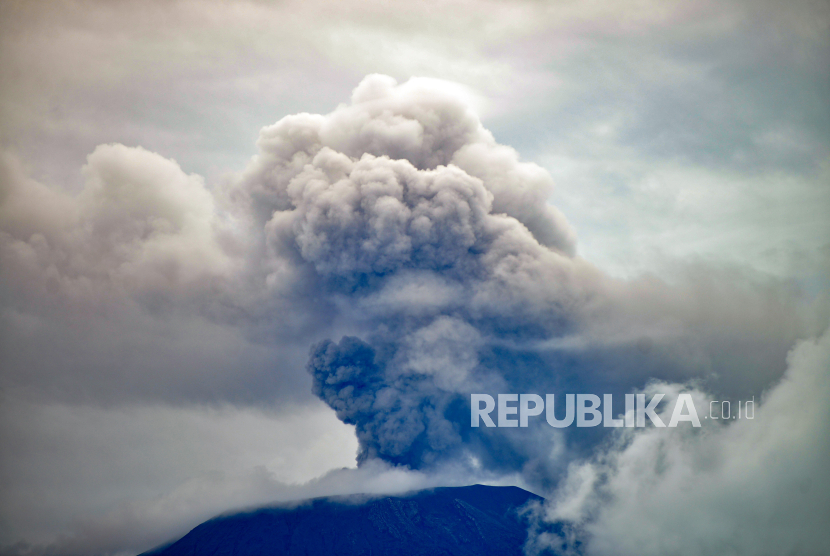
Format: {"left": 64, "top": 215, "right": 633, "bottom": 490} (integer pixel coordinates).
{"left": 0, "top": 144, "right": 229, "bottom": 303}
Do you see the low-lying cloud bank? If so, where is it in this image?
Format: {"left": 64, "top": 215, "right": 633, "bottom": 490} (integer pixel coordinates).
{"left": 1, "top": 74, "right": 825, "bottom": 555}
{"left": 527, "top": 328, "right": 830, "bottom": 556}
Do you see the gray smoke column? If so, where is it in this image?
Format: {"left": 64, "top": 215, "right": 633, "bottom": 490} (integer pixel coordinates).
{"left": 227, "top": 74, "right": 595, "bottom": 470}
{"left": 225, "top": 74, "right": 808, "bottom": 474}
{"left": 307, "top": 335, "right": 462, "bottom": 466}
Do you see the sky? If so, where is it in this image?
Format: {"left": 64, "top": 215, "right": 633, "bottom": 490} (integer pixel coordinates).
{"left": 0, "top": 1, "right": 828, "bottom": 555}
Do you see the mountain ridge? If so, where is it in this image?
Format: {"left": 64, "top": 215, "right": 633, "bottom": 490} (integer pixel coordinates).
{"left": 140, "top": 484, "right": 544, "bottom": 556}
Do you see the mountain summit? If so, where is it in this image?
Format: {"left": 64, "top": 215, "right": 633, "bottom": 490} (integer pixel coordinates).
{"left": 140, "top": 484, "right": 542, "bottom": 556}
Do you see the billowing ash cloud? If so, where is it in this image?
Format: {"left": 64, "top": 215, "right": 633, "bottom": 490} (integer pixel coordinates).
{"left": 234, "top": 74, "right": 577, "bottom": 257}
{"left": 221, "top": 74, "right": 812, "bottom": 474}
{"left": 308, "top": 336, "right": 461, "bottom": 466}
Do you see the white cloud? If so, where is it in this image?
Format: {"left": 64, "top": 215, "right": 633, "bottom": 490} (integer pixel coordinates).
{"left": 531, "top": 328, "right": 830, "bottom": 556}
{"left": 0, "top": 397, "right": 357, "bottom": 555}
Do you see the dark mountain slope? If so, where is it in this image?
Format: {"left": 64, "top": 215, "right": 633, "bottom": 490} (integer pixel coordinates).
{"left": 141, "top": 484, "right": 543, "bottom": 556}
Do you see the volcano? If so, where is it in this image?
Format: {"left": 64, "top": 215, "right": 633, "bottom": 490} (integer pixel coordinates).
{"left": 140, "top": 484, "right": 543, "bottom": 556}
